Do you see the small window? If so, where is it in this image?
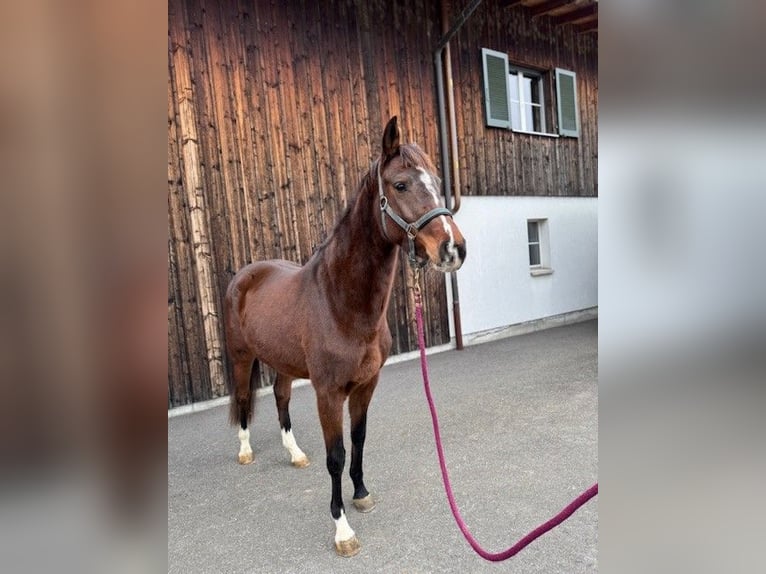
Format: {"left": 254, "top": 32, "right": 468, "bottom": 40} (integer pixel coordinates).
{"left": 527, "top": 220, "right": 541, "bottom": 266}
{"left": 527, "top": 219, "right": 553, "bottom": 276}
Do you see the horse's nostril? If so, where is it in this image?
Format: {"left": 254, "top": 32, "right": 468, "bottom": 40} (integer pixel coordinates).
{"left": 439, "top": 241, "right": 453, "bottom": 262}
{"left": 456, "top": 242, "right": 466, "bottom": 262}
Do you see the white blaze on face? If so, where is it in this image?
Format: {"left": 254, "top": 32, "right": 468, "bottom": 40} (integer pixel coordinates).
{"left": 417, "top": 167, "right": 457, "bottom": 264}
{"left": 417, "top": 167, "right": 441, "bottom": 204}
{"left": 281, "top": 428, "right": 307, "bottom": 464}
{"left": 238, "top": 427, "right": 252, "bottom": 459}
{"left": 334, "top": 510, "right": 356, "bottom": 543}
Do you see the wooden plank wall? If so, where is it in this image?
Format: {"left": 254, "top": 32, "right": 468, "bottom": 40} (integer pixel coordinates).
{"left": 167, "top": 0, "right": 598, "bottom": 408}
{"left": 168, "top": 0, "right": 450, "bottom": 408}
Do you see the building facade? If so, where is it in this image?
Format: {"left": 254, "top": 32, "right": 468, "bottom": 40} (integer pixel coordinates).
{"left": 168, "top": 0, "right": 598, "bottom": 407}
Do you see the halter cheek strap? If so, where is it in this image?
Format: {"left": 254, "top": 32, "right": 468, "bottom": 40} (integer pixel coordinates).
{"left": 377, "top": 160, "right": 454, "bottom": 267}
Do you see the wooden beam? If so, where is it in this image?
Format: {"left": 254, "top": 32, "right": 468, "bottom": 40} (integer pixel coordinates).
{"left": 574, "top": 18, "right": 598, "bottom": 34}
{"left": 552, "top": 4, "right": 598, "bottom": 26}
{"left": 530, "top": 0, "right": 575, "bottom": 18}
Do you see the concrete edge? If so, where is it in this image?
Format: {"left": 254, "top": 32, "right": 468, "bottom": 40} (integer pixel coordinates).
{"left": 462, "top": 306, "right": 598, "bottom": 347}
{"left": 168, "top": 306, "right": 597, "bottom": 419}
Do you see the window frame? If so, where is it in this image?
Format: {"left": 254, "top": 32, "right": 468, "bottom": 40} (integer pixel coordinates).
{"left": 527, "top": 218, "right": 553, "bottom": 276}
{"left": 527, "top": 220, "right": 542, "bottom": 267}
{"left": 509, "top": 65, "right": 547, "bottom": 135}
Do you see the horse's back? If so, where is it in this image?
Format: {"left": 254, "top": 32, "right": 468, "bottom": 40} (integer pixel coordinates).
{"left": 227, "top": 259, "right": 299, "bottom": 297}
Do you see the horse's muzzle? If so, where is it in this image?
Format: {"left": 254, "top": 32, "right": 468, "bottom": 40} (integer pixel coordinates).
{"left": 435, "top": 239, "right": 466, "bottom": 272}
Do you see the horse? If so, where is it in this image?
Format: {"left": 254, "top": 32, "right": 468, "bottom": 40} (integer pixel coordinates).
{"left": 223, "top": 116, "right": 466, "bottom": 557}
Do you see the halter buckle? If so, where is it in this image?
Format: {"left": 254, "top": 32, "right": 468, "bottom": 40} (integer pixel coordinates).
{"left": 379, "top": 196, "right": 388, "bottom": 211}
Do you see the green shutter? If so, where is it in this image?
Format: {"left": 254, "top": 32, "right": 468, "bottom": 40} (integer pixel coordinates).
{"left": 482, "top": 48, "right": 510, "bottom": 129}
{"left": 555, "top": 68, "right": 579, "bottom": 137}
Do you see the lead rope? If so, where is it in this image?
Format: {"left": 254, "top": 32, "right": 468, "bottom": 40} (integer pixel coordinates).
{"left": 411, "top": 268, "right": 598, "bottom": 562}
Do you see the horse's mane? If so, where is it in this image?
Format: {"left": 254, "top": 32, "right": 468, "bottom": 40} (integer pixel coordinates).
{"left": 310, "top": 143, "right": 435, "bottom": 258}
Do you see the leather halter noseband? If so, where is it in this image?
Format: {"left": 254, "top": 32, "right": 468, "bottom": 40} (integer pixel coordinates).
{"left": 377, "top": 160, "right": 453, "bottom": 268}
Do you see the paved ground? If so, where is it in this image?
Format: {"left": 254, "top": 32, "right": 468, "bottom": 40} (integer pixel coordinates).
{"left": 168, "top": 320, "right": 598, "bottom": 573}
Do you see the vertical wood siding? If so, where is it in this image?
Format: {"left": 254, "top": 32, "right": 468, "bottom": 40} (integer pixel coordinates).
{"left": 168, "top": 0, "right": 597, "bottom": 408}
{"left": 168, "top": 0, "right": 449, "bottom": 407}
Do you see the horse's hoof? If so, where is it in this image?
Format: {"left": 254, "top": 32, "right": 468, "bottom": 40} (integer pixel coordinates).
{"left": 352, "top": 495, "right": 376, "bottom": 513}
{"left": 291, "top": 456, "right": 310, "bottom": 468}
{"left": 238, "top": 452, "right": 254, "bottom": 465}
{"left": 334, "top": 535, "right": 361, "bottom": 557}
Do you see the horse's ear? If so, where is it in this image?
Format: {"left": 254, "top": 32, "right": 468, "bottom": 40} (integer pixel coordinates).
{"left": 382, "top": 116, "right": 400, "bottom": 160}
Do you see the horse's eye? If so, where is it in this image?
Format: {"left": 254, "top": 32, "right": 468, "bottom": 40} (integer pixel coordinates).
{"left": 393, "top": 182, "right": 407, "bottom": 192}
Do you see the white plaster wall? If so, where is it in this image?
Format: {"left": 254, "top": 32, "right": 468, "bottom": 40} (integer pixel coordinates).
{"left": 447, "top": 196, "right": 598, "bottom": 337}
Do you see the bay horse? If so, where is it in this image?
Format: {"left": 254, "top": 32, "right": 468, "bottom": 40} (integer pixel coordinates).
{"left": 224, "top": 116, "right": 466, "bottom": 557}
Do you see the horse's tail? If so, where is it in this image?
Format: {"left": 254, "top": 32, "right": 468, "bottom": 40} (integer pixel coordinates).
{"left": 228, "top": 359, "right": 259, "bottom": 427}
{"left": 224, "top": 277, "right": 258, "bottom": 428}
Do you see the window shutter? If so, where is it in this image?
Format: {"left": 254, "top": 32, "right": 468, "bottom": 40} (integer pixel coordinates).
{"left": 482, "top": 48, "right": 510, "bottom": 128}
{"left": 555, "top": 68, "right": 579, "bottom": 137}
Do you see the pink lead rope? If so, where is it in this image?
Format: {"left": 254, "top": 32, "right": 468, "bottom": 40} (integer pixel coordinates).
{"left": 413, "top": 285, "right": 598, "bottom": 562}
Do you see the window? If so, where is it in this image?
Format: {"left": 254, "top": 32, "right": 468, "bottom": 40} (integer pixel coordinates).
{"left": 527, "top": 219, "right": 552, "bottom": 276}
{"left": 481, "top": 48, "right": 580, "bottom": 137}
{"left": 509, "top": 68, "right": 546, "bottom": 133}
{"left": 528, "top": 220, "right": 541, "bottom": 266}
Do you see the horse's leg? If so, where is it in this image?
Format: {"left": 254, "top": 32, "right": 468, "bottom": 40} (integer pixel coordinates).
{"left": 273, "top": 372, "right": 309, "bottom": 468}
{"left": 317, "top": 387, "right": 360, "bottom": 557}
{"left": 229, "top": 357, "right": 258, "bottom": 465}
{"left": 348, "top": 376, "right": 379, "bottom": 513}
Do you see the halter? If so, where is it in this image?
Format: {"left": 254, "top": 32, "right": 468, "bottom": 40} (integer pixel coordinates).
{"left": 377, "top": 159, "right": 454, "bottom": 268}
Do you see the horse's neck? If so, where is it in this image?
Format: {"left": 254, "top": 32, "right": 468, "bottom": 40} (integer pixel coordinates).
{"left": 321, "top": 182, "right": 398, "bottom": 325}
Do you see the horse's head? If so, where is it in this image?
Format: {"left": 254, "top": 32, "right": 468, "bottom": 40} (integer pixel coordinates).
{"left": 376, "top": 116, "right": 466, "bottom": 273}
